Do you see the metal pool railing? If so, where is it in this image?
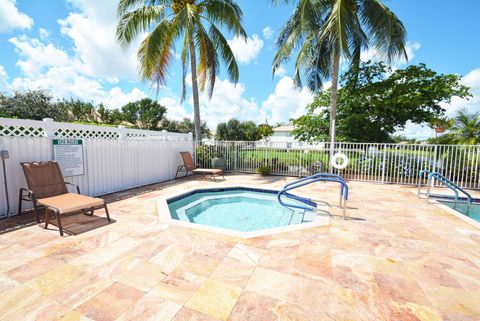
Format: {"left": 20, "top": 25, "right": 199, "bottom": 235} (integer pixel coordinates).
{"left": 194, "top": 141, "right": 480, "bottom": 190}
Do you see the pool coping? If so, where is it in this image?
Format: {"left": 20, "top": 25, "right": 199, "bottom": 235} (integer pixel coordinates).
{"left": 411, "top": 190, "right": 480, "bottom": 230}
{"left": 156, "top": 185, "right": 330, "bottom": 238}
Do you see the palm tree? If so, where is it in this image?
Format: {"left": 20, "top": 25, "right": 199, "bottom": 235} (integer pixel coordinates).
{"left": 116, "top": 0, "right": 247, "bottom": 140}
{"left": 272, "top": 0, "right": 407, "bottom": 158}
{"left": 451, "top": 109, "right": 480, "bottom": 144}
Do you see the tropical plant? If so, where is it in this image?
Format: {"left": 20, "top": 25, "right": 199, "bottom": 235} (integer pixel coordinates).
{"left": 0, "top": 90, "right": 70, "bottom": 121}
{"left": 116, "top": 0, "right": 247, "bottom": 140}
{"left": 291, "top": 62, "right": 470, "bottom": 143}
{"left": 257, "top": 123, "right": 274, "bottom": 139}
{"left": 121, "top": 98, "right": 167, "bottom": 130}
{"left": 450, "top": 109, "right": 480, "bottom": 144}
{"left": 256, "top": 163, "right": 272, "bottom": 176}
{"left": 272, "top": 0, "right": 408, "bottom": 149}
{"left": 161, "top": 117, "right": 211, "bottom": 139}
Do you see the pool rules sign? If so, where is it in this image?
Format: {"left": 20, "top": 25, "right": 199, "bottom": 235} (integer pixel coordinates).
{"left": 53, "top": 139, "right": 85, "bottom": 177}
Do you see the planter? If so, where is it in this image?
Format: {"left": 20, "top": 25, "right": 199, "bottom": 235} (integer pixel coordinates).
{"left": 211, "top": 157, "right": 227, "bottom": 171}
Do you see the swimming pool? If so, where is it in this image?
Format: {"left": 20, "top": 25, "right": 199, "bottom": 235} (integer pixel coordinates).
{"left": 439, "top": 200, "right": 480, "bottom": 223}
{"left": 167, "top": 188, "right": 317, "bottom": 232}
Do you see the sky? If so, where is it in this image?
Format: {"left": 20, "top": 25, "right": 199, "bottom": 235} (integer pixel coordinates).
{"left": 0, "top": 0, "right": 479, "bottom": 139}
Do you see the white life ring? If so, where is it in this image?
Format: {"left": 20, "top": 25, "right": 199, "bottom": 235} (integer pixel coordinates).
{"left": 330, "top": 153, "right": 349, "bottom": 169}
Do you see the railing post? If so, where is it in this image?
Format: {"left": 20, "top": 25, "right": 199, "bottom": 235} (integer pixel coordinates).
{"left": 432, "top": 145, "right": 438, "bottom": 187}
{"left": 42, "top": 118, "right": 55, "bottom": 138}
{"left": 234, "top": 142, "right": 237, "bottom": 172}
{"left": 381, "top": 144, "right": 387, "bottom": 184}
{"left": 298, "top": 147, "right": 303, "bottom": 177}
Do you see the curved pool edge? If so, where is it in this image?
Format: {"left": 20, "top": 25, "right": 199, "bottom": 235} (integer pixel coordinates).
{"left": 156, "top": 185, "right": 330, "bottom": 238}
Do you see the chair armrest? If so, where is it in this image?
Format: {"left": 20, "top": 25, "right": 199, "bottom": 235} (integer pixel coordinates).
{"left": 19, "top": 187, "right": 34, "bottom": 199}
{"left": 65, "top": 182, "right": 81, "bottom": 194}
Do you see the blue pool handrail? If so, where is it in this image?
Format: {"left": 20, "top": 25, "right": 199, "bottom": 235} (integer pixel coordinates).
{"left": 418, "top": 169, "right": 472, "bottom": 213}
{"left": 277, "top": 173, "right": 349, "bottom": 219}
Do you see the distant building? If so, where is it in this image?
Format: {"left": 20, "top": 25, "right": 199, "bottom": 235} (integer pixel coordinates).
{"left": 270, "top": 123, "right": 296, "bottom": 143}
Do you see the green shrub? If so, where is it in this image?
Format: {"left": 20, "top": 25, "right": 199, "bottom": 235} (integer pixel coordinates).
{"left": 256, "top": 164, "right": 271, "bottom": 176}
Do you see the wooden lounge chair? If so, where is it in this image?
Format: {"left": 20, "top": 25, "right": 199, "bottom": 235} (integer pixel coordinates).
{"left": 175, "top": 151, "right": 225, "bottom": 181}
{"left": 18, "top": 161, "right": 111, "bottom": 236}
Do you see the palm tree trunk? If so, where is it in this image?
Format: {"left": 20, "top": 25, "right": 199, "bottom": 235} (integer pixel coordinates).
{"left": 189, "top": 40, "right": 202, "bottom": 141}
{"left": 329, "top": 52, "right": 340, "bottom": 171}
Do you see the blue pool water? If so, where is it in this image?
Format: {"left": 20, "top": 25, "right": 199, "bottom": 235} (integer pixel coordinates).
{"left": 439, "top": 201, "right": 480, "bottom": 222}
{"left": 167, "top": 188, "right": 315, "bottom": 232}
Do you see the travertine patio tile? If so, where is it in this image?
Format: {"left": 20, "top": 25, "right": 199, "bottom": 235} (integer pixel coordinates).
{"left": 70, "top": 236, "right": 142, "bottom": 270}
{"left": 0, "top": 284, "right": 44, "bottom": 317}
{"left": 5, "top": 256, "right": 63, "bottom": 282}
{"left": 59, "top": 310, "right": 95, "bottom": 321}
{"left": 185, "top": 279, "right": 242, "bottom": 321}
{"left": 244, "top": 267, "right": 291, "bottom": 300}
{"left": 150, "top": 244, "right": 192, "bottom": 274}
{"left": 1, "top": 176, "right": 480, "bottom": 320}
{"left": 173, "top": 307, "right": 221, "bottom": 321}
{"left": 26, "top": 264, "right": 85, "bottom": 295}
{"left": 77, "top": 282, "right": 144, "bottom": 321}
{"left": 151, "top": 269, "right": 206, "bottom": 304}
{"left": 0, "top": 244, "right": 42, "bottom": 272}
{"left": 49, "top": 273, "right": 113, "bottom": 309}
{"left": 209, "top": 256, "right": 256, "bottom": 288}
{"left": 4, "top": 296, "right": 70, "bottom": 321}
{"left": 116, "top": 293, "right": 181, "bottom": 321}
{"left": 120, "top": 260, "right": 167, "bottom": 292}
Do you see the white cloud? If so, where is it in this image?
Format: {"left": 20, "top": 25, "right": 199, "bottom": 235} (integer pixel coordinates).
{"left": 189, "top": 78, "right": 263, "bottom": 128}
{"left": 159, "top": 96, "right": 190, "bottom": 121}
{"left": 58, "top": 0, "right": 141, "bottom": 83}
{"left": 441, "top": 67, "right": 480, "bottom": 116}
{"left": 0, "top": 65, "right": 9, "bottom": 91}
{"left": 262, "top": 76, "right": 314, "bottom": 124}
{"left": 7, "top": 34, "right": 147, "bottom": 109}
{"left": 38, "top": 28, "right": 50, "bottom": 39}
{"left": 228, "top": 34, "right": 264, "bottom": 65}
{"left": 0, "top": 0, "right": 33, "bottom": 33}
{"left": 262, "top": 26, "right": 274, "bottom": 39}
{"left": 9, "top": 36, "right": 71, "bottom": 75}
{"left": 395, "top": 122, "right": 435, "bottom": 140}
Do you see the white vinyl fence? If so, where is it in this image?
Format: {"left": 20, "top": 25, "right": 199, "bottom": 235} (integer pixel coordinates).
{"left": 196, "top": 141, "right": 480, "bottom": 190}
{"left": 0, "top": 118, "right": 193, "bottom": 218}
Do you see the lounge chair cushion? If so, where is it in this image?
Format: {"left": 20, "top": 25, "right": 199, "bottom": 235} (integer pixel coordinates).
{"left": 37, "top": 193, "right": 104, "bottom": 214}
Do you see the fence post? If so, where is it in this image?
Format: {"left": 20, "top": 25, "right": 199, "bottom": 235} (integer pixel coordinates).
{"left": 42, "top": 118, "right": 55, "bottom": 138}
{"left": 381, "top": 144, "right": 387, "bottom": 184}
{"left": 117, "top": 125, "right": 126, "bottom": 140}
{"left": 431, "top": 145, "right": 438, "bottom": 187}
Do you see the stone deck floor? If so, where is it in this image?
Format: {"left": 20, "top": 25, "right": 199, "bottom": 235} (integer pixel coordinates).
{"left": 0, "top": 174, "right": 479, "bottom": 321}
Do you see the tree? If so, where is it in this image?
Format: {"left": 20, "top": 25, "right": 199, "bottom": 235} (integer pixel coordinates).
{"left": 291, "top": 62, "right": 471, "bottom": 143}
{"left": 116, "top": 0, "right": 247, "bottom": 140}
{"left": 450, "top": 109, "right": 480, "bottom": 144}
{"left": 257, "top": 124, "right": 274, "bottom": 140}
{"left": 160, "top": 117, "right": 211, "bottom": 139}
{"left": 215, "top": 118, "right": 262, "bottom": 141}
{"left": 272, "top": 0, "right": 407, "bottom": 156}
{"left": 55, "top": 99, "right": 97, "bottom": 123}
{"left": 0, "top": 90, "right": 70, "bottom": 121}
{"left": 121, "top": 98, "right": 167, "bottom": 130}
{"left": 216, "top": 119, "right": 243, "bottom": 140}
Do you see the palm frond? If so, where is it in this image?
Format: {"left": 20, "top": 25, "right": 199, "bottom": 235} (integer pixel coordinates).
{"left": 200, "top": 0, "right": 247, "bottom": 38}
{"left": 359, "top": 0, "right": 407, "bottom": 62}
{"left": 116, "top": 5, "right": 166, "bottom": 48}
{"left": 208, "top": 23, "right": 239, "bottom": 83}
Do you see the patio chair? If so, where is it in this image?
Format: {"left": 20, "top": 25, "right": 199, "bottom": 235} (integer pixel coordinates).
{"left": 175, "top": 151, "right": 224, "bottom": 181}
{"left": 18, "top": 161, "right": 111, "bottom": 236}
